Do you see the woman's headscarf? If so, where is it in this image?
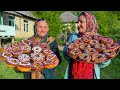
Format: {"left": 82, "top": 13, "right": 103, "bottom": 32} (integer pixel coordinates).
{"left": 79, "top": 12, "right": 99, "bottom": 35}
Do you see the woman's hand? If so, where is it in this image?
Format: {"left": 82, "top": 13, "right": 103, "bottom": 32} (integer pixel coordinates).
{"left": 66, "top": 42, "right": 69, "bottom": 46}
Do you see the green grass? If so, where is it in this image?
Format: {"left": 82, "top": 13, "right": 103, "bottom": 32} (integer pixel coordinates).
{"left": 101, "top": 53, "right": 120, "bottom": 79}
{"left": 56, "top": 50, "right": 68, "bottom": 79}
{"left": 15, "top": 38, "right": 23, "bottom": 42}
{"left": 0, "top": 61, "right": 25, "bottom": 79}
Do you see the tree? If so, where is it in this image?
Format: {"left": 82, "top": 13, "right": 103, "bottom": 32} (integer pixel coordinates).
{"left": 94, "top": 11, "right": 120, "bottom": 40}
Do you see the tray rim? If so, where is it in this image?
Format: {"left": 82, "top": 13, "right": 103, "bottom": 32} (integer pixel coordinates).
{"left": 67, "top": 35, "right": 120, "bottom": 64}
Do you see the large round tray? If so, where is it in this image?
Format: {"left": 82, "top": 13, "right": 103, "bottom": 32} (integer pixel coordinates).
{"left": 67, "top": 36, "right": 120, "bottom": 64}
{"left": 67, "top": 47, "right": 120, "bottom": 64}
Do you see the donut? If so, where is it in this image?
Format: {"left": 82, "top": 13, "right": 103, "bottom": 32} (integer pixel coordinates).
{"left": 101, "top": 37, "right": 114, "bottom": 44}
{"left": 41, "top": 43, "right": 50, "bottom": 50}
{"left": 42, "top": 49, "right": 53, "bottom": 56}
{"left": 89, "top": 48, "right": 99, "bottom": 56}
{"left": 68, "top": 48, "right": 82, "bottom": 59}
{"left": 91, "top": 54, "right": 98, "bottom": 62}
{"left": 11, "top": 46, "right": 23, "bottom": 58}
{"left": 30, "top": 53, "right": 45, "bottom": 62}
{"left": 92, "top": 35, "right": 102, "bottom": 41}
{"left": 29, "top": 37, "right": 41, "bottom": 46}
{"left": 78, "top": 53, "right": 91, "bottom": 63}
{"left": 84, "top": 43, "right": 91, "bottom": 49}
{"left": 89, "top": 40, "right": 99, "bottom": 47}
{"left": 32, "top": 46, "right": 42, "bottom": 53}
{"left": 83, "top": 34, "right": 92, "bottom": 42}
{"left": 82, "top": 48, "right": 93, "bottom": 54}
{"left": 73, "top": 38, "right": 80, "bottom": 44}
{"left": 105, "top": 37, "right": 114, "bottom": 44}
{"left": 81, "top": 36, "right": 89, "bottom": 43}
{"left": 1, "top": 52, "right": 13, "bottom": 61}
{"left": 18, "top": 54, "right": 31, "bottom": 62}
{"left": 43, "top": 59, "right": 59, "bottom": 69}
{"left": 46, "top": 53, "right": 58, "bottom": 61}
{"left": 67, "top": 43, "right": 74, "bottom": 50}
{"left": 12, "top": 41, "right": 20, "bottom": 47}
{"left": 103, "top": 49, "right": 116, "bottom": 58}
{"left": 31, "top": 61, "right": 44, "bottom": 71}
{"left": 106, "top": 43, "right": 119, "bottom": 51}
{"left": 79, "top": 43, "right": 85, "bottom": 50}
{"left": 31, "top": 41, "right": 41, "bottom": 48}
{"left": 43, "top": 54, "right": 59, "bottom": 69}
{"left": 21, "top": 39, "right": 31, "bottom": 46}
{"left": 33, "top": 37, "right": 41, "bottom": 43}
{"left": 94, "top": 44, "right": 106, "bottom": 52}
{"left": 1, "top": 44, "right": 11, "bottom": 53}
{"left": 6, "top": 57, "right": 19, "bottom": 68}
{"left": 74, "top": 44, "right": 80, "bottom": 50}
{"left": 21, "top": 45, "right": 31, "bottom": 54}
{"left": 20, "top": 41, "right": 31, "bottom": 54}
{"left": 17, "top": 61, "right": 31, "bottom": 72}
{"left": 91, "top": 54, "right": 106, "bottom": 63}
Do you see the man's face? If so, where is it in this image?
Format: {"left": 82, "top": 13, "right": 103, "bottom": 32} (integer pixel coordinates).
{"left": 36, "top": 21, "right": 48, "bottom": 37}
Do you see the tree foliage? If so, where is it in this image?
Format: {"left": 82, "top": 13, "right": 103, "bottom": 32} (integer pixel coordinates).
{"left": 94, "top": 11, "right": 120, "bottom": 40}
{"left": 32, "top": 11, "right": 120, "bottom": 40}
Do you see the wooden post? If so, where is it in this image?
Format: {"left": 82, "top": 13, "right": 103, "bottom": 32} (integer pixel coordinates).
{"left": 11, "top": 37, "right": 14, "bottom": 43}
{"left": 31, "top": 71, "right": 42, "bottom": 79}
{"left": 0, "top": 38, "right": 1, "bottom": 48}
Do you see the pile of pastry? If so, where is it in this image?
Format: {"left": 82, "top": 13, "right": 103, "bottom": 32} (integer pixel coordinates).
{"left": 67, "top": 34, "right": 120, "bottom": 63}
{"left": 0, "top": 39, "right": 59, "bottom": 72}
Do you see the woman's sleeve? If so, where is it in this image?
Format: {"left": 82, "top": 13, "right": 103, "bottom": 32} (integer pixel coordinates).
{"left": 63, "top": 34, "right": 78, "bottom": 62}
{"left": 50, "top": 40, "right": 62, "bottom": 65}
{"left": 97, "top": 60, "right": 111, "bottom": 68}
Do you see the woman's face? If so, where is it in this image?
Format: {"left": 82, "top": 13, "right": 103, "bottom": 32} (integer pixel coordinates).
{"left": 36, "top": 20, "right": 48, "bottom": 37}
{"left": 77, "top": 15, "right": 87, "bottom": 33}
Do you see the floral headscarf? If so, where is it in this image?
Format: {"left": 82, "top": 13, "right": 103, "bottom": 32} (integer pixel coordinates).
{"left": 79, "top": 12, "right": 99, "bottom": 35}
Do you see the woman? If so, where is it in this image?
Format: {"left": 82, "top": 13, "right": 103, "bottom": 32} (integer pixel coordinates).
{"left": 63, "top": 12, "right": 111, "bottom": 79}
{"left": 26, "top": 18, "right": 62, "bottom": 79}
